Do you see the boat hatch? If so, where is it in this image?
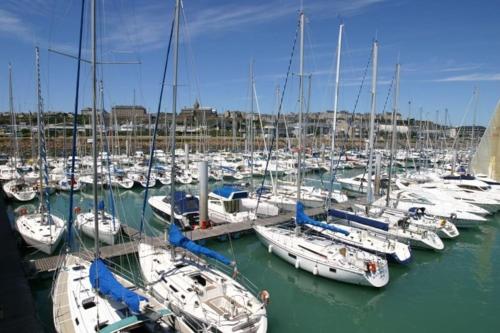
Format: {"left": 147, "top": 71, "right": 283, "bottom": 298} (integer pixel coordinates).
{"left": 190, "top": 273, "right": 212, "bottom": 287}
{"left": 82, "top": 297, "right": 96, "bottom": 310}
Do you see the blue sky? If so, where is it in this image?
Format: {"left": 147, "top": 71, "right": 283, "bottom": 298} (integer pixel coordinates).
{"left": 0, "top": 0, "right": 499, "bottom": 125}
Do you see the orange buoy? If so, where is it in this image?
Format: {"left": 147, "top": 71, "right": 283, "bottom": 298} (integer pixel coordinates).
{"left": 74, "top": 207, "right": 81, "bottom": 214}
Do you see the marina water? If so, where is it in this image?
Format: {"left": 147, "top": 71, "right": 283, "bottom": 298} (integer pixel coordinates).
{"left": 11, "top": 172, "right": 500, "bottom": 333}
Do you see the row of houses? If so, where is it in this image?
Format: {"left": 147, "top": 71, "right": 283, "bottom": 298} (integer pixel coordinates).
{"left": 0, "top": 102, "right": 485, "bottom": 140}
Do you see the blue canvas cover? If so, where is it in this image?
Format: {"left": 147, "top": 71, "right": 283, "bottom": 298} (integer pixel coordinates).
{"left": 212, "top": 186, "right": 248, "bottom": 200}
{"left": 168, "top": 224, "right": 232, "bottom": 266}
{"left": 173, "top": 191, "right": 199, "bottom": 214}
{"left": 328, "top": 208, "right": 389, "bottom": 231}
{"left": 295, "top": 202, "right": 350, "bottom": 236}
{"left": 89, "top": 259, "right": 148, "bottom": 314}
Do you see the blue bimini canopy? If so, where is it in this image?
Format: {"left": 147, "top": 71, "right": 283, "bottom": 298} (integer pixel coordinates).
{"left": 89, "top": 259, "right": 148, "bottom": 314}
{"left": 295, "top": 202, "right": 349, "bottom": 236}
{"left": 168, "top": 224, "right": 232, "bottom": 266}
{"left": 328, "top": 208, "right": 389, "bottom": 231}
{"left": 212, "top": 186, "right": 248, "bottom": 200}
{"left": 173, "top": 191, "right": 199, "bottom": 215}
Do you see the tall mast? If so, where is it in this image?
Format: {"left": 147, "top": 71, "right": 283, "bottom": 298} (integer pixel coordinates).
{"left": 35, "top": 47, "right": 44, "bottom": 215}
{"left": 296, "top": 10, "right": 305, "bottom": 204}
{"left": 386, "top": 63, "right": 400, "bottom": 206}
{"left": 331, "top": 24, "right": 343, "bottom": 156}
{"left": 8, "top": 64, "right": 18, "bottom": 167}
{"left": 366, "top": 40, "right": 378, "bottom": 205}
{"left": 328, "top": 23, "right": 343, "bottom": 208}
{"left": 91, "top": 0, "right": 99, "bottom": 259}
{"left": 249, "top": 61, "right": 254, "bottom": 190}
{"left": 170, "top": 0, "right": 180, "bottom": 224}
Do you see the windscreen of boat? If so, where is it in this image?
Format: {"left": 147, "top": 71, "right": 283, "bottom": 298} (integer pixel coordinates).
{"left": 175, "top": 196, "right": 199, "bottom": 215}
{"left": 224, "top": 199, "right": 241, "bottom": 214}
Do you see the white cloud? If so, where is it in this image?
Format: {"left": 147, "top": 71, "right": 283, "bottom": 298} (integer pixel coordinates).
{"left": 0, "top": 9, "right": 33, "bottom": 42}
{"left": 435, "top": 73, "right": 500, "bottom": 82}
{"left": 438, "top": 64, "right": 482, "bottom": 73}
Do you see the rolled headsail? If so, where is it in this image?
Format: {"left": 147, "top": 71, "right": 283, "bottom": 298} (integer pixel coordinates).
{"left": 471, "top": 99, "right": 500, "bottom": 181}
{"left": 296, "top": 202, "right": 350, "bottom": 236}
{"left": 168, "top": 224, "right": 232, "bottom": 266}
{"left": 89, "top": 259, "right": 148, "bottom": 314}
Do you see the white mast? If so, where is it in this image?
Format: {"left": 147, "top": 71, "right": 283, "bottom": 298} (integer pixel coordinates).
{"left": 366, "top": 40, "right": 378, "bottom": 205}
{"left": 296, "top": 10, "right": 305, "bottom": 204}
{"left": 35, "top": 47, "right": 45, "bottom": 218}
{"left": 170, "top": 0, "right": 180, "bottom": 225}
{"left": 249, "top": 61, "right": 254, "bottom": 190}
{"left": 331, "top": 24, "right": 343, "bottom": 156}
{"left": 91, "top": 0, "right": 99, "bottom": 258}
{"left": 327, "top": 23, "right": 343, "bottom": 208}
{"left": 8, "top": 64, "right": 18, "bottom": 167}
{"left": 386, "top": 63, "right": 400, "bottom": 206}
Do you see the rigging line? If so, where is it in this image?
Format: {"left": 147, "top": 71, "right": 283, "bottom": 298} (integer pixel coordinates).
{"left": 67, "top": 0, "right": 86, "bottom": 251}
{"left": 255, "top": 14, "right": 300, "bottom": 212}
{"left": 180, "top": 3, "right": 203, "bottom": 106}
{"left": 326, "top": 43, "right": 373, "bottom": 197}
{"left": 139, "top": 11, "right": 176, "bottom": 237}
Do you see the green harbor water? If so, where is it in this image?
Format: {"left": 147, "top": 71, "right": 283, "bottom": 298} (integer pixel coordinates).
{"left": 10, "top": 173, "right": 500, "bottom": 333}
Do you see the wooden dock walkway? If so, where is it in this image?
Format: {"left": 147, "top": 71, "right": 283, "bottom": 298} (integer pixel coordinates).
{"left": 0, "top": 194, "right": 43, "bottom": 332}
{"left": 27, "top": 207, "right": 328, "bottom": 275}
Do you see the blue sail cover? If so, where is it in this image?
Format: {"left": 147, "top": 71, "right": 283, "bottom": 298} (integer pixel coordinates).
{"left": 89, "top": 259, "right": 148, "bottom": 314}
{"left": 168, "top": 224, "right": 232, "bottom": 266}
{"left": 295, "top": 202, "right": 350, "bottom": 236}
{"left": 328, "top": 208, "right": 389, "bottom": 231}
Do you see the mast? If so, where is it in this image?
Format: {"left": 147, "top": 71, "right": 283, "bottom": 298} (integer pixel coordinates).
{"left": 331, "top": 24, "right": 343, "bottom": 159}
{"left": 35, "top": 47, "right": 44, "bottom": 217}
{"left": 249, "top": 61, "right": 254, "bottom": 190}
{"left": 296, "top": 10, "right": 305, "bottom": 204}
{"left": 91, "top": 0, "right": 99, "bottom": 259}
{"left": 386, "top": 63, "right": 400, "bottom": 206}
{"left": 327, "top": 23, "right": 343, "bottom": 208}
{"left": 8, "top": 64, "right": 18, "bottom": 167}
{"left": 366, "top": 40, "right": 378, "bottom": 205}
{"left": 170, "top": 0, "right": 180, "bottom": 226}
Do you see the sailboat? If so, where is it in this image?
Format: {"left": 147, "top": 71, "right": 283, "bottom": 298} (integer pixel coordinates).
{"left": 139, "top": 226, "right": 268, "bottom": 332}
{"left": 255, "top": 202, "right": 389, "bottom": 287}
{"left": 3, "top": 64, "right": 37, "bottom": 202}
{"left": 255, "top": 13, "right": 389, "bottom": 288}
{"left": 52, "top": 1, "right": 179, "bottom": 331}
{"left": 471, "top": 99, "right": 500, "bottom": 181}
{"left": 15, "top": 47, "right": 65, "bottom": 255}
{"left": 138, "top": 1, "right": 268, "bottom": 331}
{"left": 75, "top": 79, "right": 121, "bottom": 246}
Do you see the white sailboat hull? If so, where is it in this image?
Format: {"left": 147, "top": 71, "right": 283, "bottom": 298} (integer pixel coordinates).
{"left": 254, "top": 226, "right": 389, "bottom": 288}
{"left": 16, "top": 213, "right": 65, "bottom": 255}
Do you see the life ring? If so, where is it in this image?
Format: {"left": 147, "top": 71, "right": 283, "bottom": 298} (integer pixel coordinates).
{"left": 74, "top": 207, "right": 81, "bottom": 214}
{"left": 259, "top": 290, "right": 270, "bottom": 305}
